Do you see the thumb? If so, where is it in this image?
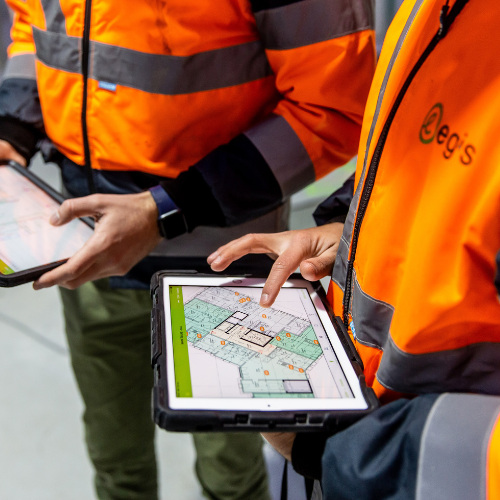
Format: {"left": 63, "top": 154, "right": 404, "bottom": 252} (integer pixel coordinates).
{"left": 299, "top": 252, "right": 335, "bottom": 282}
{"left": 50, "top": 196, "right": 101, "bottom": 226}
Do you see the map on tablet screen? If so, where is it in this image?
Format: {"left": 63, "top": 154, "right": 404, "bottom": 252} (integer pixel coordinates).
{"left": 168, "top": 284, "right": 354, "bottom": 401}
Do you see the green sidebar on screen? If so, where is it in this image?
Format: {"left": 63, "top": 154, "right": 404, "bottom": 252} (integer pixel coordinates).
{"left": 0, "top": 259, "right": 14, "bottom": 275}
{"left": 169, "top": 286, "right": 193, "bottom": 397}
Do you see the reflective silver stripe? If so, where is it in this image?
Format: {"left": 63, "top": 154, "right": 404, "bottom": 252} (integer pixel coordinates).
{"left": 351, "top": 270, "right": 392, "bottom": 348}
{"left": 416, "top": 393, "right": 500, "bottom": 500}
{"left": 32, "top": 27, "right": 81, "bottom": 73}
{"left": 255, "top": 0, "right": 374, "bottom": 51}
{"left": 32, "top": 28, "right": 272, "bottom": 94}
{"left": 2, "top": 53, "right": 37, "bottom": 81}
{"left": 244, "top": 114, "right": 315, "bottom": 198}
{"left": 40, "top": 0, "right": 66, "bottom": 34}
{"left": 377, "top": 335, "right": 500, "bottom": 394}
{"left": 331, "top": 236, "right": 349, "bottom": 292}
{"left": 91, "top": 40, "right": 272, "bottom": 95}
{"left": 332, "top": 0, "right": 426, "bottom": 287}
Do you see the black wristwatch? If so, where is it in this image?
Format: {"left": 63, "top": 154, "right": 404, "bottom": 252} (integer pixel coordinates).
{"left": 149, "top": 185, "right": 188, "bottom": 239}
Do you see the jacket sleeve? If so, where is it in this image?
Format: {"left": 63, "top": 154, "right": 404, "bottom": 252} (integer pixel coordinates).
{"left": 299, "top": 393, "right": 500, "bottom": 500}
{"left": 0, "top": 0, "right": 44, "bottom": 162}
{"left": 313, "top": 173, "right": 355, "bottom": 226}
{"left": 160, "top": 0, "right": 376, "bottom": 231}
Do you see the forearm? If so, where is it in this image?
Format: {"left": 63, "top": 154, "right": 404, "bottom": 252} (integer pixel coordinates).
{"left": 159, "top": 134, "right": 282, "bottom": 230}
{"left": 0, "top": 1, "right": 44, "bottom": 162}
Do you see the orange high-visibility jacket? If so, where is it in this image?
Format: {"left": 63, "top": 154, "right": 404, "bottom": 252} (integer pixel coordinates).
{"left": 327, "top": 0, "right": 500, "bottom": 496}
{"left": 2, "top": 0, "right": 375, "bottom": 195}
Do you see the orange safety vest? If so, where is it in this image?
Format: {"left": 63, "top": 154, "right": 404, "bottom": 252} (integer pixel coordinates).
{"left": 329, "top": 0, "right": 500, "bottom": 400}
{"left": 327, "top": 1, "right": 500, "bottom": 495}
{"left": 4, "top": 0, "right": 375, "bottom": 189}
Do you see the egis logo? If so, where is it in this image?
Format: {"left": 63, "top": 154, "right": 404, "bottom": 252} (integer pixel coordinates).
{"left": 420, "top": 103, "right": 476, "bottom": 165}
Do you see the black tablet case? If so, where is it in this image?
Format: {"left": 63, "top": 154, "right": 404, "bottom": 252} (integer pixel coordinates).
{"left": 0, "top": 160, "right": 94, "bottom": 287}
{"left": 150, "top": 264, "right": 379, "bottom": 432}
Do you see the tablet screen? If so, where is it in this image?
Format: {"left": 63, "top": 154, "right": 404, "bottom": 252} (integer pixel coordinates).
{"left": 163, "top": 277, "right": 368, "bottom": 411}
{"left": 0, "top": 165, "right": 93, "bottom": 275}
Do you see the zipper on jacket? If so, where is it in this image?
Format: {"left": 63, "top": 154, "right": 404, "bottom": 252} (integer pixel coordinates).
{"left": 342, "top": 0, "right": 470, "bottom": 328}
{"left": 81, "top": 0, "right": 95, "bottom": 194}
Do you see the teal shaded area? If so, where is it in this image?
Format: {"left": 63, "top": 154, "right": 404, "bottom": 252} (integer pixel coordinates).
{"left": 184, "top": 298, "right": 232, "bottom": 344}
{"left": 270, "top": 325, "right": 322, "bottom": 360}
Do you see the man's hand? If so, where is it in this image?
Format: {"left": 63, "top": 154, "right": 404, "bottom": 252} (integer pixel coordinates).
{"left": 262, "top": 432, "right": 297, "bottom": 462}
{"left": 0, "top": 139, "right": 27, "bottom": 166}
{"left": 207, "top": 223, "right": 344, "bottom": 308}
{"left": 33, "top": 191, "right": 162, "bottom": 290}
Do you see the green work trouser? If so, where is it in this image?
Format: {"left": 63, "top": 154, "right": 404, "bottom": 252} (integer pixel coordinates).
{"left": 60, "top": 279, "right": 270, "bottom": 500}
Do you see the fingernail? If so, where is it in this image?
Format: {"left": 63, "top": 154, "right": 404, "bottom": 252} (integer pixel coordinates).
{"left": 261, "top": 293, "right": 269, "bottom": 304}
{"left": 208, "top": 251, "right": 219, "bottom": 262}
{"left": 213, "top": 255, "right": 222, "bottom": 264}
{"left": 50, "top": 211, "right": 60, "bottom": 225}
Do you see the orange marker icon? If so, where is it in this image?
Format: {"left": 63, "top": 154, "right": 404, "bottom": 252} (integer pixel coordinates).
{"left": 221, "top": 341, "right": 225, "bottom": 345}
{"left": 288, "top": 364, "right": 294, "bottom": 370}
{"left": 197, "top": 334, "right": 202, "bottom": 338}
{"left": 264, "top": 370, "right": 269, "bottom": 376}
{"left": 314, "top": 340, "right": 319, "bottom": 345}
{"left": 276, "top": 336, "right": 281, "bottom": 341}
{"left": 286, "top": 333, "right": 291, "bottom": 338}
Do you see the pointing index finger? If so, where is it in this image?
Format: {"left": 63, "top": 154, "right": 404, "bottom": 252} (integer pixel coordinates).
{"left": 259, "top": 245, "right": 307, "bottom": 307}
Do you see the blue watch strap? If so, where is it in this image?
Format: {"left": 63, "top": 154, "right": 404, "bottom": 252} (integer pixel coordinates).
{"left": 148, "top": 185, "right": 179, "bottom": 216}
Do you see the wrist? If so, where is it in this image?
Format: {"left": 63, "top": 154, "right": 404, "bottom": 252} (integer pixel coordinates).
{"left": 148, "top": 185, "right": 187, "bottom": 239}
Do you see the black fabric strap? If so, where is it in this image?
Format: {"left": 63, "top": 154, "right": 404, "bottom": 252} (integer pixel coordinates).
{"left": 305, "top": 478, "right": 315, "bottom": 500}
{"left": 280, "top": 460, "right": 288, "bottom": 500}
{"left": 291, "top": 433, "right": 330, "bottom": 481}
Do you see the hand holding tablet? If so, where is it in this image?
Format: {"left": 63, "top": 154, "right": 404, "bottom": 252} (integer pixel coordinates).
{"left": 0, "top": 161, "right": 93, "bottom": 287}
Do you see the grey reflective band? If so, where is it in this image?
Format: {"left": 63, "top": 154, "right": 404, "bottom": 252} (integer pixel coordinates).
{"left": 32, "top": 28, "right": 272, "bottom": 95}
{"left": 351, "top": 270, "right": 393, "bottom": 349}
{"left": 244, "top": 114, "right": 315, "bottom": 198}
{"left": 334, "top": 0, "right": 426, "bottom": 288}
{"left": 91, "top": 40, "right": 272, "bottom": 95}
{"left": 40, "top": 0, "right": 67, "bottom": 34}
{"left": 255, "top": 0, "right": 374, "bottom": 51}
{"left": 331, "top": 236, "right": 349, "bottom": 292}
{"left": 377, "top": 336, "right": 500, "bottom": 395}
{"left": 2, "top": 53, "right": 37, "bottom": 81}
{"left": 32, "top": 27, "right": 81, "bottom": 74}
{"left": 416, "top": 393, "right": 500, "bottom": 500}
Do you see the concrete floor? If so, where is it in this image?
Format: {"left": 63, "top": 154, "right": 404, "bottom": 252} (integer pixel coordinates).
{"left": 0, "top": 157, "right": 353, "bottom": 499}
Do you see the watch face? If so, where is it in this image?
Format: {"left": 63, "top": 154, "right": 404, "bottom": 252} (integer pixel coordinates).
{"left": 159, "top": 209, "right": 188, "bottom": 239}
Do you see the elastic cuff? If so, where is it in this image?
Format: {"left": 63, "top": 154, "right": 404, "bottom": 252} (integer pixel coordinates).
{"left": 159, "top": 168, "right": 226, "bottom": 231}
{"left": 0, "top": 117, "right": 38, "bottom": 162}
{"left": 323, "top": 214, "right": 348, "bottom": 225}
{"left": 291, "top": 433, "right": 330, "bottom": 480}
